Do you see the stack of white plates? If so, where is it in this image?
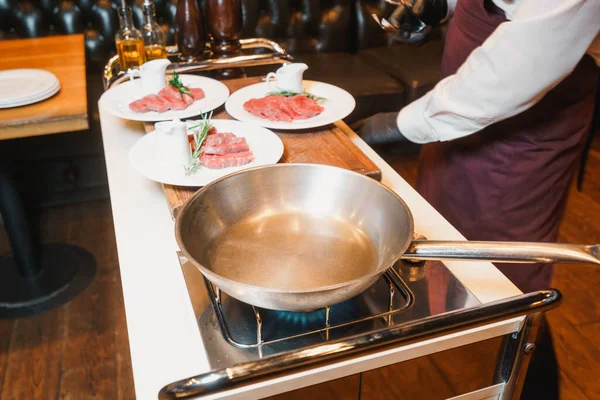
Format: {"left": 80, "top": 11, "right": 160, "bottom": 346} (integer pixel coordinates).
{"left": 0, "top": 69, "right": 61, "bottom": 109}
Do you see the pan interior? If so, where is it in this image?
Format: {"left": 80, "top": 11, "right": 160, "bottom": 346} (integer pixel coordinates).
{"left": 208, "top": 211, "right": 379, "bottom": 291}
{"left": 178, "top": 164, "right": 414, "bottom": 294}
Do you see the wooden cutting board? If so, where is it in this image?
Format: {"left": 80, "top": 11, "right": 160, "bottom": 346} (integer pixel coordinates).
{"left": 144, "top": 76, "right": 381, "bottom": 218}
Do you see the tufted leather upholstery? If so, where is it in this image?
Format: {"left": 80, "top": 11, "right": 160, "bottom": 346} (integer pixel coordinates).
{"left": 0, "top": 0, "right": 396, "bottom": 66}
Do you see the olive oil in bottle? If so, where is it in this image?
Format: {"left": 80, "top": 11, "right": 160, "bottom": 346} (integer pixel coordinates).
{"left": 142, "top": 0, "right": 167, "bottom": 61}
{"left": 115, "top": 6, "right": 146, "bottom": 71}
{"left": 145, "top": 44, "right": 167, "bottom": 61}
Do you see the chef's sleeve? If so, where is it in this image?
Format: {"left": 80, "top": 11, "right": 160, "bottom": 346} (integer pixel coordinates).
{"left": 397, "top": 0, "right": 600, "bottom": 143}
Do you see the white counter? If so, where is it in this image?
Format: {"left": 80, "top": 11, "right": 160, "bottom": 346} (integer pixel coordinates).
{"left": 99, "top": 109, "right": 523, "bottom": 400}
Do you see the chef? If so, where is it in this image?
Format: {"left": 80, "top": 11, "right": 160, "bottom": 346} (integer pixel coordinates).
{"left": 356, "top": 0, "right": 600, "bottom": 398}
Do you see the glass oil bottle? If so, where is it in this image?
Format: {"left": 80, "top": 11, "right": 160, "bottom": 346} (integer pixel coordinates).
{"left": 142, "top": 0, "right": 167, "bottom": 61}
{"left": 115, "top": 5, "right": 146, "bottom": 71}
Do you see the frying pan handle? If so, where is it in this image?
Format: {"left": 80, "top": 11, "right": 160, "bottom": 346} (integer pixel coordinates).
{"left": 402, "top": 240, "right": 600, "bottom": 265}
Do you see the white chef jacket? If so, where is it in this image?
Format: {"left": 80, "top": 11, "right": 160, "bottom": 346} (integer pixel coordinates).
{"left": 396, "top": 0, "right": 600, "bottom": 143}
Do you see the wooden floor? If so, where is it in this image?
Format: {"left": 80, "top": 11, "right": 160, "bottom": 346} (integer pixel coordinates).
{"left": 0, "top": 143, "right": 599, "bottom": 399}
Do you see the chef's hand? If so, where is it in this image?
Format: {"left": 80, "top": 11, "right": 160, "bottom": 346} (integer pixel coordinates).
{"left": 388, "top": 0, "right": 448, "bottom": 44}
{"left": 352, "top": 112, "right": 410, "bottom": 146}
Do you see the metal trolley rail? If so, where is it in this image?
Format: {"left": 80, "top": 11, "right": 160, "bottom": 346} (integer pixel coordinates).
{"left": 159, "top": 288, "right": 561, "bottom": 400}
{"left": 103, "top": 38, "right": 293, "bottom": 90}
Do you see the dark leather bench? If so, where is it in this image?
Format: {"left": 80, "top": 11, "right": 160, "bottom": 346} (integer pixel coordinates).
{"left": 359, "top": 34, "right": 444, "bottom": 104}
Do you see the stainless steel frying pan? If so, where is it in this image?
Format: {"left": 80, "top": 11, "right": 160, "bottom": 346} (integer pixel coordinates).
{"left": 175, "top": 164, "right": 599, "bottom": 312}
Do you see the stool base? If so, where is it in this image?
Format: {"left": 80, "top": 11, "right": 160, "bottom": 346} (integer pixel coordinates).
{"left": 0, "top": 244, "right": 96, "bottom": 318}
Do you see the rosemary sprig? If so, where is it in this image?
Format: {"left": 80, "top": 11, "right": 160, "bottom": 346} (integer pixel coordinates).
{"left": 168, "top": 71, "right": 192, "bottom": 98}
{"left": 267, "top": 90, "right": 328, "bottom": 104}
{"left": 184, "top": 111, "right": 213, "bottom": 176}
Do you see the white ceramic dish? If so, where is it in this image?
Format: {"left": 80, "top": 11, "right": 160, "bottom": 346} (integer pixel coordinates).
{"left": 0, "top": 69, "right": 61, "bottom": 108}
{"left": 225, "top": 80, "right": 356, "bottom": 130}
{"left": 129, "top": 119, "right": 284, "bottom": 187}
{"left": 99, "top": 74, "right": 230, "bottom": 122}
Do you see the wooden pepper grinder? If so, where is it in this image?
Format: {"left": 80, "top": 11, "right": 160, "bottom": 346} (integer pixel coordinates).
{"left": 205, "top": 0, "right": 243, "bottom": 78}
{"left": 175, "top": 0, "right": 207, "bottom": 62}
{"left": 205, "top": 0, "right": 242, "bottom": 56}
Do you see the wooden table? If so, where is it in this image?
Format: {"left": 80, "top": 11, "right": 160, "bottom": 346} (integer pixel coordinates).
{"left": 0, "top": 34, "right": 94, "bottom": 318}
{"left": 0, "top": 35, "right": 88, "bottom": 140}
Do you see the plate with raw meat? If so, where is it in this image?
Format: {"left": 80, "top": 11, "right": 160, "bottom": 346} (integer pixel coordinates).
{"left": 128, "top": 119, "right": 284, "bottom": 187}
{"left": 225, "top": 80, "right": 355, "bottom": 130}
{"left": 99, "top": 74, "right": 230, "bottom": 122}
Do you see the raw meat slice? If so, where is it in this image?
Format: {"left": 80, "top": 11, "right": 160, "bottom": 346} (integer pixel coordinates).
{"left": 200, "top": 152, "right": 254, "bottom": 169}
{"left": 242, "top": 94, "right": 324, "bottom": 122}
{"left": 156, "top": 86, "right": 178, "bottom": 102}
{"left": 189, "top": 130, "right": 243, "bottom": 153}
{"left": 157, "top": 86, "right": 191, "bottom": 110}
{"left": 263, "top": 95, "right": 294, "bottom": 121}
{"left": 205, "top": 132, "right": 239, "bottom": 146}
{"left": 243, "top": 98, "right": 264, "bottom": 116}
{"left": 160, "top": 95, "right": 188, "bottom": 110}
{"left": 202, "top": 142, "right": 250, "bottom": 155}
{"left": 128, "top": 83, "right": 205, "bottom": 113}
{"left": 187, "top": 128, "right": 254, "bottom": 170}
{"left": 143, "top": 95, "right": 169, "bottom": 113}
{"left": 187, "top": 127, "right": 220, "bottom": 150}
{"left": 277, "top": 98, "right": 303, "bottom": 120}
{"left": 286, "top": 95, "right": 324, "bottom": 118}
{"left": 244, "top": 96, "right": 293, "bottom": 122}
{"left": 129, "top": 98, "right": 149, "bottom": 113}
{"left": 191, "top": 88, "right": 205, "bottom": 100}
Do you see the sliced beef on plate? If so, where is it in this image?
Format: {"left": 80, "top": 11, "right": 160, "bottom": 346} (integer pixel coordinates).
{"left": 129, "top": 98, "right": 149, "bottom": 113}
{"left": 262, "top": 95, "right": 295, "bottom": 121}
{"left": 128, "top": 84, "right": 205, "bottom": 113}
{"left": 277, "top": 98, "right": 304, "bottom": 120}
{"left": 202, "top": 141, "right": 250, "bottom": 155}
{"left": 191, "top": 88, "right": 205, "bottom": 100}
{"left": 205, "top": 132, "right": 241, "bottom": 146}
{"left": 287, "top": 95, "right": 324, "bottom": 118}
{"left": 157, "top": 85, "right": 191, "bottom": 110}
{"left": 200, "top": 152, "right": 254, "bottom": 169}
{"left": 187, "top": 128, "right": 255, "bottom": 170}
{"left": 129, "top": 95, "right": 169, "bottom": 113}
{"left": 243, "top": 96, "right": 293, "bottom": 122}
{"left": 243, "top": 98, "right": 266, "bottom": 118}
{"left": 188, "top": 127, "right": 219, "bottom": 152}
{"left": 205, "top": 132, "right": 235, "bottom": 146}
{"left": 144, "top": 95, "right": 169, "bottom": 112}
{"left": 242, "top": 94, "right": 324, "bottom": 122}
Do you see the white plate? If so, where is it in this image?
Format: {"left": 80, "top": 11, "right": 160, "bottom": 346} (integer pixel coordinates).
{"left": 0, "top": 81, "right": 61, "bottom": 108}
{"left": 225, "top": 80, "right": 356, "bottom": 130}
{"left": 99, "top": 74, "right": 230, "bottom": 122}
{"left": 0, "top": 84, "right": 61, "bottom": 109}
{"left": 0, "top": 69, "right": 60, "bottom": 108}
{"left": 129, "top": 119, "right": 284, "bottom": 187}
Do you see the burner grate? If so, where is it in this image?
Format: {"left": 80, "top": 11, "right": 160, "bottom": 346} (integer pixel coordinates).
{"left": 204, "top": 267, "right": 414, "bottom": 350}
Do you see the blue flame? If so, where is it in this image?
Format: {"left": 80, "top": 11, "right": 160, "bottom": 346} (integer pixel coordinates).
{"left": 261, "top": 299, "right": 361, "bottom": 340}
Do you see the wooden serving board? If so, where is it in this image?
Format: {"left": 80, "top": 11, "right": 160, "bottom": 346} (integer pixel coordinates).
{"left": 144, "top": 77, "right": 381, "bottom": 218}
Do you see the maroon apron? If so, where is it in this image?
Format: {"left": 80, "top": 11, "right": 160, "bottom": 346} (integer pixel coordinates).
{"left": 416, "top": 0, "right": 599, "bottom": 292}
